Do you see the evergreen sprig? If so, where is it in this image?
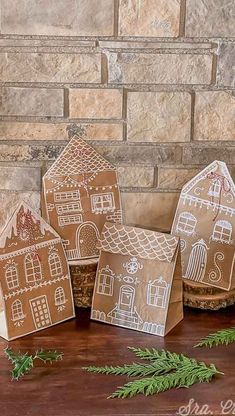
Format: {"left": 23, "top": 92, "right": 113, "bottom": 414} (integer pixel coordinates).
{"left": 4, "top": 347, "right": 63, "bottom": 380}
{"left": 83, "top": 347, "right": 223, "bottom": 398}
{"left": 195, "top": 327, "right": 235, "bottom": 348}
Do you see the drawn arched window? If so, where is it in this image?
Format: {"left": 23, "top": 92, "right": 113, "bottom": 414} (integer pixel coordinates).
{"left": 5, "top": 264, "right": 19, "bottom": 290}
{"left": 212, "top": 220, "right": 232, "bottom": 244}
{"left": 97, "top": 266, "right": 114, "bottom": 296}
{"left": 25, "top": 253, "right": 42, "bottom": 283}
{"left": 147, "top": 277, "right": 170, "bottom": 309}
{"left": 49, "top": 252, "right": 62, "bottom": 277}
{"left": 176, "top": 212, "right": 197, "bottom": 235}
{"left": 12, "top": 299, "right": 24, "bottom": 321}
{"left": 208, "top": 180, "right": 220, "bottom": 198}
{"left": 55, "top": 287, "right": 66, "bottom": 306}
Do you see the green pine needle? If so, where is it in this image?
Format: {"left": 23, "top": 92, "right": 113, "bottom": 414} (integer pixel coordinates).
{"left": 195, "top": 327, "right": 235, "bottom": 348}
{"left": 84, "top": 347, "right": 223, "bottom": 398}
{"left": 83, "top": 359, "right": 178, "bottom": 377}
{"left": 4, "top": 347, "right": 63, "bottom": 380}
{"left": 128, "top": 347, "right": 194, "bottom": 366}
{"left": 108, "top": 363, "right": 220, "bottom": 399}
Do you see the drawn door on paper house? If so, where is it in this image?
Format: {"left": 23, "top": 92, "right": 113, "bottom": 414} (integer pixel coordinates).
{"left": 184, "top": 239, "right": 209, "bottom": 282}
{"left": 77, "top": 222, "right": 99, "bottom": 258}
{"left": 118, "top": 285, "right": 135, "bottom": 314}
{"left": 30, "top": 295, "right": 52, "bottom": 330}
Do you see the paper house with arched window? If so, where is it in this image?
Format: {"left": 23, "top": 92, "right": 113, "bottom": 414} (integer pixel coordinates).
{"left": 0, "top": 201, "right": 75, "bottom": 340}
{"left": 91, "top": 222, "right": 183, "bottom": 337}
{"left": 42, "top": 134, "right": 122, "bottom": 262}
{"left": 171, "top": 161, "right": 235, "bottom": 291}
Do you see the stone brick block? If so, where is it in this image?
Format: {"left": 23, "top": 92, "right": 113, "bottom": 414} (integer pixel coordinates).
{"left": 69, "top": 89, "right": 123, "bottom": 119}
{"left": 0, "top": 53, "right": 101, "bottom": 83}
{"left": 1, "top": 0, "right": 114, "bottom": 36}
{"left": 94, "top": 144, "right": 178, "bottom": 165}
{"left": 0, "top": 87, "right": 64, "bottom": 117}
{"left": 194, "top": 91, "right": 235, "bottom": 141}
{"left": 0, "top": 167, "right": 41, "bottom": 191}
{"left": 183, "top": 146, "right": 235, "bottom": 165}
{"left": 119, "top": 0, "right": 180, "bottom": 37}
{"left": 0, "top": 122, "right": 123, "bottom": 141}
{"left": 127, "top": 92, "right": 191, "bottom": 142}
{"left": 158, "top": 167, "right": 200, "bottom": 190}
{"left": 107, "top": 52, "right": 212, "bottom": 85}
{"left": 218, "top": 43, "right": 235, "bottom": 88}
{"left": 118, "top": 166, "right": 154, "bottom": 187}
{"left": 0, "top": 144, "right": 64, "bottom": 162}
{"left": 185, "top": 0, "right": 235, "bottom": 37}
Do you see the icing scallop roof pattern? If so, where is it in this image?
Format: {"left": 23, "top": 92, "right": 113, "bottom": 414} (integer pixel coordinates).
{"left": 46, "top": 136, "right": 115, "bottom": 178}
{"left": 98, "top": 223, "right": 178, "bottom": 262}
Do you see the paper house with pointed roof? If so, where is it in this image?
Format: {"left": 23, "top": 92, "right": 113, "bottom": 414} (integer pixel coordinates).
{"left": 91, "top": 222, "right": 183, "bottom": 337}
{"left": 171, "top": 161, "right": 235, "bottom": 291}
{"left": 0, "top": 202, "right": 75, "bottom": 341}
{"left": 42, "top": 135, "right": 123, "bottom": 262}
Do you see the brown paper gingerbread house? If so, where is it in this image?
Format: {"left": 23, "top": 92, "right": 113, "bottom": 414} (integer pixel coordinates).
{"left": 0, "top": 202, "right": 75, "bottom": 341}
{"left": 91, "top": 222, "right": 183, "bottom": 337}
{"left": 171, "top": 161, "right": 235, "bottom": 291}
{"left": 42, "top": 135, "right": 122, "bottom": 262}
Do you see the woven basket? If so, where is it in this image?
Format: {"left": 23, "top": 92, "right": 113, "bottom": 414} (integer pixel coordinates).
{"left": 69, "top": 258, "right": 98, "bottom": 308}
{"left": 183, "top": 280, "right": 235, "bottom": 310}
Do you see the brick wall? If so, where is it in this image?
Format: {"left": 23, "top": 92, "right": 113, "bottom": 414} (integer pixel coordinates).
{"left": 0, "top": 0, "right": 235, "bottom": 232}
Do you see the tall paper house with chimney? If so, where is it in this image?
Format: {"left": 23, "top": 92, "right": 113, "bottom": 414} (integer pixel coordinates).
{"left": 42, "top": 135, "right": 122, "bottom": 262}
{"left": 0, "top": 202, "right": 75, "bottom": 341}
{"left": 171, "top": 161, "right": 235, "bottom": 291}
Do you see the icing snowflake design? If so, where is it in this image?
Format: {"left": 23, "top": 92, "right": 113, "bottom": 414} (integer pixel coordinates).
{"left": 123, "top": 257, "right": 143, "bottom": 275}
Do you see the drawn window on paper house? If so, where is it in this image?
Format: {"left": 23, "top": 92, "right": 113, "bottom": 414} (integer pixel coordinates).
{"left": 184, "top": 239, "right": 209, "bottom": 282}
{"left": 25, "top": 253, "right": 42, "bottom": 283}
{"left": 12, "top": 300, "right": 24, "bottom": 322}
{"left": 208, "top": 179, "right": 221, "bottom": 198}
{"left": 176, "top": 212, "right": 197, "bottom": 235}
{"left": 55, "top": 287, "right": 66, "bottom": 306}
{"left": 58, "top": 214, "right": 83, "bottom": 227}
{"left": 147, "top": 277, "right": 170, "bottom": 309}
{"left": 56, "top": 202, "right": 82, "bottom": 215}
{"left": 91, "top": 193, "right": 115, "bottom": 214}
{"left": 49, "top": 252, "right": 63, "bottom": 277}
{"left": 5, "top": 264, "right": 19, "bottom": 290}
{"left": 54, "top": 190, "right": 80, "bottom": 203}
{"left": 97, "top": 266, "right": 114, "bottom": 296}
{"left": 212, "top": 220, "right": 232, "bottom": 244}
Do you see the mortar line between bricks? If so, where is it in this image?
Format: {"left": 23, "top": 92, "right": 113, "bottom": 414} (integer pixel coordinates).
{"left": 2, "top": 84, "right": 233, "bottom": 90}
{"left": 179, "top": 0, "right": 187, "bottom": 38}
{"left": 1, "top": 34, "right": 235, "bottom": 41}
{"left": 1, "top": 140, "right": 235, "bottom": 147}
{"left": 63, "top": 89, "right": 70, "bottom": 118}
{"left": 190, "top": 91, "right": 196, "bottom": 142}
{"left": 113, "top": 0, "right": 119, "bottom": 38}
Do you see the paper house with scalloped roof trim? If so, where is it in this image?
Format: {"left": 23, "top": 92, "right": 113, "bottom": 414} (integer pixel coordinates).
{"left": 0, "top": 201, "right": 75, "bottom": 341}
{"left": 171, "top": 160, "right": 235, "bottom": 291}
{"left": 91, "top": 222, "right": 183, "bottom": 337}
{"left": 42, "top": 135, "right": 123, "bottom": 262}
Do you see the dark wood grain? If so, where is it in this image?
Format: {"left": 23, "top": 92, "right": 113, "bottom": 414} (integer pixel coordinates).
{"left": 0, "top": 306, "right": 234, "bottom": 416}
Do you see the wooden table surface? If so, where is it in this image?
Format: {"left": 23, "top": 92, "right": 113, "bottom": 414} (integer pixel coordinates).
{"left": 0, "top": 306, "right": 234, "bottom": 416}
